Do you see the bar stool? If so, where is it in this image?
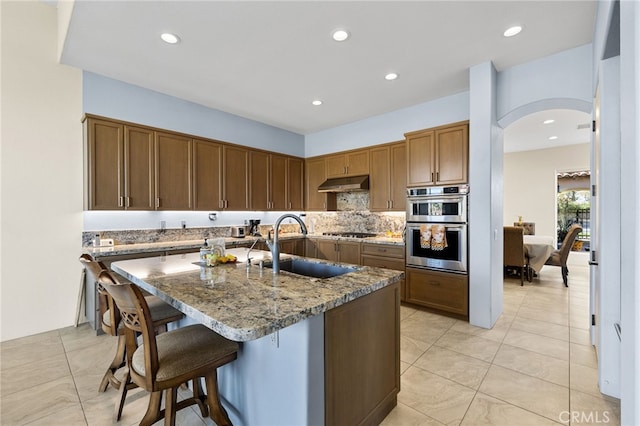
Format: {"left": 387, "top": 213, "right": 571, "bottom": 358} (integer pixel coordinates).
{"left": 98, "top": 270, "right": 239, "bottom": 426}
{"left": 79, "top": 254, "right": 184, "bottom": 418}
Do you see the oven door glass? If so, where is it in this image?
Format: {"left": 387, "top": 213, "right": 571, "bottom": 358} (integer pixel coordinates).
{"left": 406, "top": 223, "right": 467, "bottom": 273}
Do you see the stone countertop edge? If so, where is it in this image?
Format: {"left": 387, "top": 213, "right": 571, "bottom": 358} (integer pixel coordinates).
{"left": 111, "top": 253, "right": 404, "bottom": 342}
{"left": 83, "top": 234, "right": 404, "bottom": 257}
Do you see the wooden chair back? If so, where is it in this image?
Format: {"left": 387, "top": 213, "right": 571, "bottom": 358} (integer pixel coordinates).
{"left": 503, "top": 226, "right": 526, "bottom": 267}
{"left": 97, "top": 270, "right": 159, "bottom": 390}
{"left": 79, "top": 254, "right": 121, "bottom": 336}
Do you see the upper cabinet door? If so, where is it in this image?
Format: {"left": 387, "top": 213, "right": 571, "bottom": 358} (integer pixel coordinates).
{"left": 406, "top": 130, "right": 435, "bottom": 187}
{"left": 86, "top": 118, "right": 124, "bottom": 210}
{"left": 434, "top": 123, "right": 468, "bottom": 185}
{"left": 389, "top": 142, "right": 407, "bottom": 210}
{"left": 124, "top": 125, "right": 155, "bottom": 210}
{"left": 193, "top": 139, "right": 222, "bottom": 211}
{"left": 270, "top": 154, "right": 288, "bottom": 210}
{"left": 250, "top": 150, "right": 270, "bottom": 210}
{"left": 369, "top": 146, "right": 391, "bottom": 211}
{"left": 155, "top": 132, "right": 192, "bottom": 210}
{"left": 326, "top": 154, "right": 347, "bottom": 178}
{"left": 287, "top": 157, "right": 304, "bottom": 211}
{"left": 345, "top": 150, "right": 369, "bottom": 176}
{"left": 222, "top": 145, "right": 249, "bottom": 210}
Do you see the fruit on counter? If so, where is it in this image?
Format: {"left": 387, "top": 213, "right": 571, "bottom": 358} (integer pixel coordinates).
{"left": 205, "top": 253, "right": 237, "bottom": 265}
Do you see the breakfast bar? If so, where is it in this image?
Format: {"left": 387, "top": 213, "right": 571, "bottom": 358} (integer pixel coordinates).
{"left": 111, "top": 248, "right": 403, "bottom": 425}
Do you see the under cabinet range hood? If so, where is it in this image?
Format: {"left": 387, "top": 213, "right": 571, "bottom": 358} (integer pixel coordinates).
{"left": 317, "top": 175, "right": 369, "bottom": 192}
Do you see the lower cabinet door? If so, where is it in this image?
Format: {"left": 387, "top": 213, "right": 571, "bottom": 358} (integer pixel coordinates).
{"left": 405, "top": 267, "right": 468, "bottom": 317}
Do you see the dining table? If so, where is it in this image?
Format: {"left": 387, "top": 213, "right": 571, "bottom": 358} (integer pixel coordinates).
{"left": 524, "top": 235, "right": 556, "bottom": 274}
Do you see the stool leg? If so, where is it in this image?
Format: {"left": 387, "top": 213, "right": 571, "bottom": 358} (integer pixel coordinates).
{"left": 140, "top": 390, "right": 163, "bottom": 426}
{"left": 205, "top": 370, "right": 231, "bottom": 426}
{"left": 192, "top": 378, "right": 209, "bottom": 417}
{"left": 164, "top": 387, "right": 178, "bottom": 426}
{"left": 99, "top": 334, "right": 126, "bottom": 392}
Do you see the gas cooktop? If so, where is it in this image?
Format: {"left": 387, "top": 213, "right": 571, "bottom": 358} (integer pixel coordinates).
{"left": 322, "top": 232, "right": 377, "bottom": 238}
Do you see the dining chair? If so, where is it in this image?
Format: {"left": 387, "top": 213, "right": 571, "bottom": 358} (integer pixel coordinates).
{"left": 98, "top": 269, "right": 239, "bottom": 426}
{"left": 544, "top": 223, "right": 583, "bottom": 287}
{"left": 503, "top": 226, "right": 530, "bottom": 285}
{"left": 79, "top": 254, "right": 185, "bottom": 419}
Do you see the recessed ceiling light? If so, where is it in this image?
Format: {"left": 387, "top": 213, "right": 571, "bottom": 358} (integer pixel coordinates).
{"left": 549, "top": 136, "right": 558, "bottom": 140}
{"left": 161, "top": 33, "right": 180, "bottom": 44}
{"left": 332, "top": 29, "right": 350, "bottom": 42}
{"left": 312, "top": 100, "right": 323, "bottom": 106}
{"left": 385, "top": 73, "right": 399, "bottom": 81}
{"left": 543, "top": 119, "right": 555, "bottom": 124}
{"left": 503, "top": 25, "right": 523, "bottom": 37}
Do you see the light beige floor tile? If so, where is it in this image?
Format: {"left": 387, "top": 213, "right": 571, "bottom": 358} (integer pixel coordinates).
{"left": 503, "top": 328, "right": 568, "bottom": 361}
{"left": 516, "top": 305, "right": 569, "bottom": 326}
{"left": 380, "top": 402, "right": 444, "bottom": 426}
{"left": 82, "top": 387, "right": 149, "bottom": 426}
{"left": 0, "top": 329, "right": 61, "bottom": 350}
{"left": 0, "top": 352, "right": 71, "bottom": 397}
{"left": 401, "top": 335, "right": 432, "bottom": 364}
{"left": 478, "top": 365, "right": 569, "bottom": 423}
{"left": 569, "top": 327, "right": 592, "bottom": 346}
{"left": 449, "top": 316, "right": 511, "bottom": 343}
{"left": 414, "top": 346, "right": 490, "bottom": 389}
{"left": 510, "top": 316, "right": 569, "bottom": 341}
{"left": 521, "top": 297, "right": 569, "bottom": 315}
{"left": 24, "top": 403, "right": 87, "bottom": 425}
{"left": 570, "top": 389, "right": 621, "bottom": 426}
{"left": 461, "top": 392, "right": 562, "bottom": 425}
{"left": 401, "top": 304, "right": 419, "bottom": 321}
{"left": 570, "top": 363, "right": 601, "bottom": 397}
{"left": 0, "top": 376, "right": 79, "bottom": 425}
{"left": 59, "top": 323, "right": 108, "bottom": 353}
{"left": 398, "top": 366, "right": 475, "bottom": 425}
{"left": 400, "top": 360, "right": 412, "bottom": 374}
{"left": 401, "top": 316, "right": 450, "bottom": 347}
{"left": 0, "top": 334, "right": 66, "bottom": 371}
{"left": 435, "top": 330, "right": 501, "bottom": 362}
{"left": 570, "top": 342, "right": 598, "bottom": 368}
{"left": 492, "top": 344, "right": 569, "bottom": 386}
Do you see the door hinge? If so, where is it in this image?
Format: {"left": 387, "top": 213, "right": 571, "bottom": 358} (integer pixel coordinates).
{"left": 592, "top": 184, "right": 597, "bottom": 197}
{"left": 592, "top": 314, "right": 596, "bottom": 326}
{"left": 592, "top": 120, "right": 596, "bottom": 132}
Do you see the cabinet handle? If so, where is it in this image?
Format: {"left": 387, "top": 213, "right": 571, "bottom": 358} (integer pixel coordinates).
{"left": 118, "top": 196, "right": 124, "bottom": 207}
{"left": 390, "top": 200, "right": 393, "bottom": 209}
{"left": 288, "top": 201, "right": 292, "bottom": 209}
{"left": 125, "top": 197, "right": 130, "bottom": 207}
{"left": 431, "top": 172, "right": 434, "bottom": 182}
{"left": 427, "top": 281, "right": 441, "bottom": 287}
{"left": 344, "top": 166, "right": 348, "bottom": 174}
{"left": 155, "top": 198, "right": 160, "bottom": 208}
{"left": 225, "top": 200, "right": 228, "bottom": 208}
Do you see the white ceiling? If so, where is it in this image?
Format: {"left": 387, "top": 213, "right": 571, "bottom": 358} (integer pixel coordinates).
{"left": 60, "top": 1, "right": 596, "bottom": 150}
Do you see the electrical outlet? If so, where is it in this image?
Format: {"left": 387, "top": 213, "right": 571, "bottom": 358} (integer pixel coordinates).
{"left": 181, "top": 220, "right": 186, "bottom": 229}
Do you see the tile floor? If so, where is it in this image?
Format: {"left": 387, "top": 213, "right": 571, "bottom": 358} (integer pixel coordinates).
{"left": 1, "top": 252, "right": 621, "bottom": 425}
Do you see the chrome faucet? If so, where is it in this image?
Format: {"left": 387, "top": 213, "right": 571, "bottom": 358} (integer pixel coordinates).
{"left": 246, "top": 237, "right": 262, "bottom": 267}
{"left": 266, "top": 214, "right": 308, "bottom": 274}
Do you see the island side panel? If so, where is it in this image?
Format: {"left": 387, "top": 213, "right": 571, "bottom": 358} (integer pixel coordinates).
{"left": 217, "top": 313, "right": 325, "bottom": 426}
{"left": 325, "top": 281, "right": 400, "bottom": 425}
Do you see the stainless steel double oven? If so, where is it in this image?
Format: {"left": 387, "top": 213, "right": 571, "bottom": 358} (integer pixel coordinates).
{"left": 405, "top": 185, "right": 469, "bottom": 274}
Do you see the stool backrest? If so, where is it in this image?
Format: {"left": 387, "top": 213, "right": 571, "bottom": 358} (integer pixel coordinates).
{"left": 79, "top": 254, "right": 121, "bottom": 336}
{"left": 97, "top": 270, "right": 159, "bottom": 388}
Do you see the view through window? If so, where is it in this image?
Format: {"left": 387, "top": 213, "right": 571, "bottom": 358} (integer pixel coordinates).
{"left": 557, "top": 171, "right": 590, "bottom": 250}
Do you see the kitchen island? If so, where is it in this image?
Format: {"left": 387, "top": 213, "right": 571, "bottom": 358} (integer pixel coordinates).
{"left": 111, "top": 248, "right": 402, "bottom": 426}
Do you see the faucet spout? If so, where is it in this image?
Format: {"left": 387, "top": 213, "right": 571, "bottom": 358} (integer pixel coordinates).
{"left": 269, "top": 214, "right": 308, "bottom": 274}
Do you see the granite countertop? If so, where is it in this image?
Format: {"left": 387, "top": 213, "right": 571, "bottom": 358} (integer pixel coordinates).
{"left": 111, "top": 248, "right": 403, "bottom": 342}
{"left": 83, "top": 233, "right": 404, "bottom": 257}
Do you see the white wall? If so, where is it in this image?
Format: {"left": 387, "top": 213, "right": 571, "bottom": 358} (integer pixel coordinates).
{"left": 305, "top": 92, "right": 469, "bottom": 157}
{"left": 83, "top": 72, "right": 305, "bottom": 157}
{"left": 503, "top": 144, "right": 590, "bottom": 238}
{"left": 1, "top": 2, "right": 83, "bottom": 341}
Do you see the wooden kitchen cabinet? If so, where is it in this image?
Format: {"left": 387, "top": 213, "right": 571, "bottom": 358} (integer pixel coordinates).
{"left": 325, "top": 281, "right": 400, "bottom": 425}
{"left": 192, "top": 139, "right": 223, "bottom": 211}
{"left": 155, "top": 131, "right": 192, "bottom": 210}
{"left": 361, "top": 242, "right": 406, "bottom": 300}
{"left": 406, "top": 121, "right": 468, "bottom": 187}
{"left": 85, "top": 117, "right": 155, "bottom": 210}
{"left": 280, "top": 238, "right": 305, "bottom": 256}
{"left": 222, "top": 145, "right": 249, "bottom": 210}
{"left": 326, "top": 149, "right": 370, "bottom": 178}
{"left": 250, "top": 152, "right": 302, "bottom": 211}
{"left": 405, "top": 267, "right": 468, "bottom": 318}
{"left": 315, "top": 239, "right": 361, "bottom": 264}
{"left": 369, "top": 142, "right": 407, "bottom": 211}
{"left": 305, "top": 156, "right": 337, "bottom": 211}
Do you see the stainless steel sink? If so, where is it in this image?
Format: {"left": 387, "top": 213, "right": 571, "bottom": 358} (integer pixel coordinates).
{"left": 265, "top": 258, "right": 356, "bottom": 279}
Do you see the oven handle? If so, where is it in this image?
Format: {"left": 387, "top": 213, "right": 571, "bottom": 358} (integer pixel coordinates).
{"left": 407, "top": 223, "right": 467, "bottom": 231}
{"left": 407, "top": 195, "right": 467, "bottom": 203}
